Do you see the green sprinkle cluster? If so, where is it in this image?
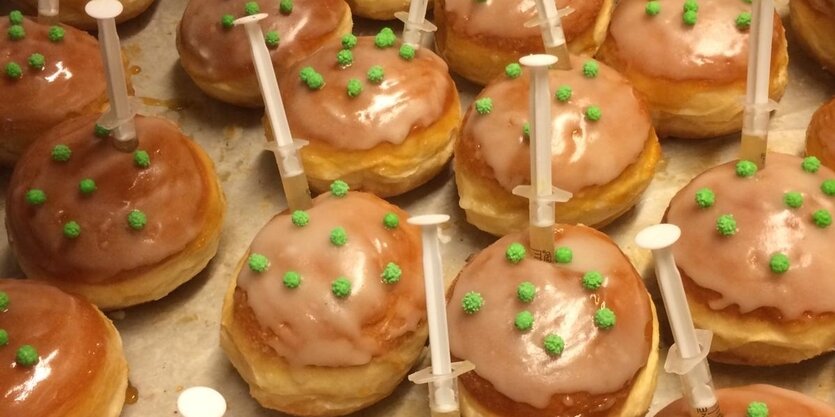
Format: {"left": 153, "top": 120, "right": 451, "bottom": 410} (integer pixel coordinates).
{"left": 94, "top": 124, "right": 111, "bottom": 138}
{"left": 769, "top": 253, "right": 789, "bottom": 274}
{"left": 9, "top": 10, "right": 24, "bottom": 25}
{"left": 265, "top": 31, "right": 280, "bottom": 48}
{"left": 330, "top": 227, "right": 348, "bottom": 246}
{"left": 221, "top": 14, "right": 235, "bottom": 29}
{"left": 582, "top": 60, "right": 599, "bottom": 78}
{"left": 244, "top": 1, "right": 260, "bottom": 15}
{"left": 16, "top": 345, "right": 38, "bottom": 367}
{"left": 514, "top": 311, "right": 534, "bottom": 331}
{"left": 51, "top": 144, "right": 71, "bottom": 162}
{"left": 682, "top": 0, "right": 699, "bottom": 25}
{"left": 474, "top": 98, "right": 493, "bottom": 115}
{"left": 291, "top": 210, "right": 309, "bottom": 227}
{"left": 813, "top": 209, "right": 832, "bottom": 228}
{"left": 248, "top": 253, "right": 270, "bottom": 273}
{"left": 555, "top": 247, "right": 573, "bottom": 264}
{"left": 25, "top": 189, "right": 46, "bottom": 206}
{"left": 330, "top": 180, "right": 349, "bottom": 197}
{"left": 0, "top": 329, "right": 7, "bottom": 346}
{"left": 516, "top": 282, "right": 536, "bottom": 303}
{"left": 746, "top": 402, "right": 768, "bottom": 417}
{"left": 383, "top": 212, "right": 399, "bottom": 229}
{"left": 5, "top": 62, "right": 22, "bottom": 79}
{"left": 283, "top": 271, "right": 301, "bottom": 288}
{"left": 337, "top": 49, "right": 353, "bottom": 66}
{"left": 331, "top": 277, "right": 352, "bottom": 298}
{"left": 645, "top": 1, "right": 661, "bottom": 16}
{"left": 505, "top": 242, "right": 526, "bottom": 264}
{"left": 127, "top": 209, "right": 147, "bottom": 230}
{"left": 822, "top": 179, "right": 835, "bottom": 196}
{"left": 582, "top": 271, "right": 603, "bottom": 290}
{"left": 716, "top": 214, "right": 737, "bottom": 236}
{"left": 375, "top": 27, "right": 396, "bottom": 48}
{"left": 367, "top": 65, "right": 384, "bottom": 84}
{"left": 594, "top": 307, "right": 616, "bottom": 329}
{"left": 399, "top": 44, "right": 416, "bottom": 60}
{"left": 346, "top": 78, "right": 362, "bottom": 97}
{"left": 461, "top": 291, "right": 484, "bottom": 314}
{"left": 695, "top": 187, "right": 715, "bottom": 208}
{"left": 79, "top": 179, "right": 97, "bottom": 195}
{"left": 8, "top": 24, "right": 25, "bottom": 41}
{"left": 28, "top": 53, "right": 45, "bottom": 70}
{"left": 585, "top": 105, "right": 602, "bottom": 122}
{"left": 63, "top": 221, "right": 81, "bottom": 239}
{"left": 299, "top": 66, "right": 325, "bottom": 90}
{"left": 134, "top": 150, "right": 151, "bottom": 168}
{"left": 736, "top": 12, "right": 752, "bottom": 30}
{"left": 381, "top": 262, "right": 402, "bottom": 284}
{"left": 341, "top": 33, "right": 357, "bottom": 49}
{"left": 505, "top": 63, "right": 522, "bottom": 79}
{"left": 783, "top": 191, "right": 803, "bottom": 208}
{"left": 0, "top": 291, "right": 8, "bottom": 310}
{"left": 280, "top": 0, "right": 294, "bottom": 14}
{"left": 48, "top": 26, "right": 64, "bottom": 42}
{"left": 543, "top": 334, "right": 564, "bottom": 356}
{"left": 735, "top": 160, "right": 757, "bottom": 177}
{"left": 802, "top": 156, "right": 821, "bottom": 173}
{"left": 555, "top": 85, "right": 572, "bottom": 102}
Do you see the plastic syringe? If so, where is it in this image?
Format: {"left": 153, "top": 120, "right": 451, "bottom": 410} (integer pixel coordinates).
{"left": 395, "top": 0, "right": 438, "bottom": 48}
{"left": 530, "top": 0, "right": 572, "bottom": 70}
{"left": 739, "top": 0, "right": 775, "bottom": 168}
{"left": 38, "top": 0, "right": 59, "bottom": 24}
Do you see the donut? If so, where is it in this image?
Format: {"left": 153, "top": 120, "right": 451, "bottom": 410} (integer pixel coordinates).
{"left": 220, "top": 185, "right": 427, "bottom": 416}
{"left": 656, "top": 385, "right": 835, "bottom": 417}
{"left": 434, "top": 0, "right": 614, "bottom": 85}
{"left": 806, "top": 97, "right": 835, "bottom": 170}
{"left": 176, "top": 0, "right": 352, "bottom": 107}
{"left": 454, "top": 56, "right": 660, "bottom": 236}
{"left": 0, "top": 278, "right": 128, "bottom": 417}
{"left": 790, "top": 0, "right": 835, "bottom": 76}
{"left": 18, "top": 0, "right": 155, "bottom": 29}
{"left": 597, "top": 0, "right": 789, "bottom": 139}
{"left": 665, "top": 153, "right": 835, "bottom": 365}
{"left": 345, "top": 0, "right": 428, "bottom": 21}
{"left": 447, "top": 227, "right": 659, "bottom": 417}
{"left": 1, "top": 13, "right": 106, "bottom": 164}
{"left": 5, "top": 114, "right": 226, "bottom": 310}
{"left": 277, "top": 30, "right": 460, "bottom": 197}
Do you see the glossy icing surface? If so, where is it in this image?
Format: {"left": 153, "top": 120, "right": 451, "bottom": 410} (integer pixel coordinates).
{"left": 279, "top": 36, "right": 455, "bottom": 150}
{"left": 0, "top": 18, "right": 105, "bottom": 137}
{"left": 237, "top": 191, "right": 425, "bottom": 367}
{"left": 460, "top": 56, "right": 651, "bottom": 193}
{"left": 447, "top": 227, "right": 652, "bottom": 410}
{"left": 656, "top": 385, "right": 835, "bottom": 417}
{"left": 178, "top": 0, "right": 349, "bottom": 80}
{"left": 667, "top": 153, "right": 835, "bottom": 320}
{"left": 7, "top": 114, "right": 211, "bottom": 284}
{"left": 442, "top": 0, "right": 603, "bottom": 40}
{"left": 0, "top": 279, "right": 109, "bottom": 416}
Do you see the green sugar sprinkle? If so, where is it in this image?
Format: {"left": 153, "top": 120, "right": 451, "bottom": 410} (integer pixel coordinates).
{"left": 16, "top": 345, "right": 38, "bottom": 367}
{"left": 330, "top": 180, "right": 349, "bottom": 197}
{"left": 127, "top": 209, "right": 147, "bottom": 230}
{"left": 28, "top": 53, "right": 45, "bottom": 70}
{"left": 9, "top": 11, "right": 24, "bottom": 25}
{"left": 347, "top": 79, "right": 362, "bottom": 97}
{"left": 769, "top": 253, "right": 789, "bottom": 274}
{"left": 505, "top": 63, "right": 522, "bottom": 79}
{"left": 505, "top": 242, "right": 526, "bottom": 264}
{"left": 280, "top": 0, "right": 293, "bottom": 14}
{"left": 221, "top": 14, "right": 235, "bottom": 29}
{"left": 585, "top": 105, "right": 602, "bottom": 121}
{"left": 134, "top": 150, "right": 151, "bottom": 168}
{"left": 582, "top": 60, "right": 599, "bottom": 78}
{"left": 331, "top": 277, "right": 352, "bottom": 298}
{"left": 582, "top": 271, "right": 603, "bottom": 290}
{"left": 8, "top": 25, "right": 25, "bottom": 41}
{"left": 683, "top": 0, "right": 699, "bottom": 12}
{"left": 48, "top": 26, "right": 64, "bottom": 42}
{"left": 594, "top": 307, "right": 616, "bottom": 329}
{"left": 555, "top": 85, "right": 572, "bottom": 102}
{"left": 51, "top": 144, "right": 71, "bottom": 162}
{"left": 374, "top": 27, "right": 396, "bottom": 48}
{"left": 735, "top": 160, "right": 757, "bottom": 177}
{"left": 79, "top": 179, "right": 97, "bottom": 195}
{"left": 516, "top": 282, "right": 536, "bottom": 303}
{"left": 474, "top": 97, "right": 493, "bottom": 115}
{"left": 645, "top": 1, "right": 661, "bottom": 15}
{"left": 822, "top": 179, "right": 835, "bottom": 196}
{"left": 244, "top": 1, "right": 260, "bottom": 15}
{"left": 337, "top": 49, "right": 353, "bottom": 66}
{"left": 0, "top": 291, "right": 8, "bottom": 310}
{"left": 462, "top": 291, "right": 484, "bottom": 314}
{"left": 291, "top": 210, "right": 309, "bottom": 227}
{"left": 515, "top": 311, "right": 534, "bottom": 331}
{"left": 716, "top": 214, "right": 737, "bottom": 236}
{"left": 5, "top": 62, "right": 22, "bottom": 79}
{"left": 367, "top": 65, "right": 384, "bottom": 84}
{"left": 381, "top": 262, "right": 402, "bottom": 284}
{"left": 522, "top": 122, "right": 530, "bottom": 139}
{"left": 304, "top": 71, "right": 324, "bottom": 90}
{"left": 543, "top": 334, "right": 565, "bottom": 356}
{"left": 783, "top": 191, "right": 803, "bottom": 208}
{"left": 247, "top": 253, "right": 270, "bottom": 273}
{"left": 399, "top": 44, "right": 416, "bottom": 61}
{"left": 695, "top": 187, "right": 715, "bottom": 208}
{"left": 555, "top": 247, "right": 573, "bottom": 264}
{"left": 299, "top": 66, "right": 316, "bottom": 82}
{"left": 283, "top": 271, "right": 301, "bottom": 288}
{"left": 683, "top": 9, "right": 698, "bottom": 25}
{"left": 94, "top": 124, "right": 111, "bottom": 138}
{"left": 802, "top": 156, "right": 822, "bottom": 173}
{"left": 383, "top": 212, "right": 399, "bottom": 229}
{"left": 746, "top": 402, "right": 768, "bottom": 417}
{"left": 812, "top": 209, "right": 832, "bottom": 228}
{"left": 265, "top": 31, "right": 280, "bottom": 48}
{"left": 330, "top": 227, "right": 348, "bottom": 246}
{"left": 341, "top": 33, "right": 357, "bottom": 49}
{"left": 25, "top": 189, "right": 46, "bottom": 206}
{"left": 736, "top": 12, "right": 752, "bottom": 30}
{"left": 63, "top": 221, "right": 81, "bottom": 239}
{"left": 0, "top": 329, "right": 7, "bottom": 346}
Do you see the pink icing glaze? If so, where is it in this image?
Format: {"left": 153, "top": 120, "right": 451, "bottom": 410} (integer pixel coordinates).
{"left": 236, "top": 192, "right": 426, "bottom": 367}
{"left": 278, "top": 36, "right": 455, "bottom": 150}
{"left": 447, "top": 227, "right": 652, "bottom": 409}
{"left": 461, "top": 55, "right": 651, "bottom": 193}
{"left": 667, "top": 153, "right": 835, "bottom": 320}
{"left": 656, "top": 385, "right": 835, "bottom": 417}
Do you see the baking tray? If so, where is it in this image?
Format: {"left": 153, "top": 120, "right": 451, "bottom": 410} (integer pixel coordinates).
{"left": 1, "top": 0, "right": 833, "bottom": 415}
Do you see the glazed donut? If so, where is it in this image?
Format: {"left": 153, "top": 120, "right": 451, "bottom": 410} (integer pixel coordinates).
{"left": 434, "top": 0, "right": 614, "bottom": 85}
{"left": 455, "top": 56, "right": 660, "bottom": 235}
{"left": 665, "top": 153, "right": 835, "bottom": 365}
{"left": 597, "top": 0, "right": 789, "bottom": 139}
{"left": 345, "top": 0, "right": 429, "bottom": 21}
{"left": 277, "top": 30, "right": 460, "bottom": 197}
{"left": 0, "top": 278, "right": 128, "bottom": 417}
{"left": 177, "top": 0, "right": 352, "bottom": 107}
{"left": 806, "top": 97, "right": 835, "bottom": 170}
{"left": 790, "top": 0, "right": 835, "bottom": 76}
{"left": 656, "top": 385, "right": 835, "bottom": 417}
{"left": 221, "top": 185, "right": 427, "bottom": 417}
{"left": 1, "top": 13, "right": 106, "bottom": 164}
{"left": 6, "top": 114, "right": 226, "bottom": 310}
{"left": 18, "top": 0, "right": 155, "bottom": 29}
{"left": 447, "top": 227, "right": 659, "bottom": 417}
